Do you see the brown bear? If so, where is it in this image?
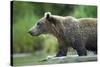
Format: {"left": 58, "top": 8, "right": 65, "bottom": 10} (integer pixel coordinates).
{"left": 28, "top": 12, "right": 97, "bottom": 57}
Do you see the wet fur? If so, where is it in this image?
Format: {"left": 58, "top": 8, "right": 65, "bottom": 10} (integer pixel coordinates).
{"left": 45, "top": 16, "right": 97, "bottom": 56}
{"left": 29, "top": 13, "right": 97, "bottom": 57}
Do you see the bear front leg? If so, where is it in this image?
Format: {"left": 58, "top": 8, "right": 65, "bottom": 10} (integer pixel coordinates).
{"left": 56, "top": 45, "right": 68, "bottom": 57}
{"left": 75, "top": 46, "right": 87, "bottom": 56}
{"left": 72, "top": 37, "right": 87, "bottom": 56}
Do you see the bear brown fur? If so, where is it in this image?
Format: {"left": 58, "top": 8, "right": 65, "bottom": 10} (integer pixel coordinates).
{"left": 28, "top": 12, "right": 97, "bottom": 57}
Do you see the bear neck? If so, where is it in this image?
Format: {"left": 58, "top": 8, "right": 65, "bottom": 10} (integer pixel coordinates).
{"left": 47, "top": 20, "right": 66, "bottom": 43}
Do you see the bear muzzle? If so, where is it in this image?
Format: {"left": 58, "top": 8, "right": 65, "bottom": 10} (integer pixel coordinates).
{"left": 28, "top": 31, "right": 34, "bottom": 36}
{"left": 28, "top": 30, "right": 40, "bottom": 36}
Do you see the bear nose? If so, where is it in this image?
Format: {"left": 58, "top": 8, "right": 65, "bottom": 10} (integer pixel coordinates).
{"left": 28, "top": 31, "right": 33, "bottom": 35}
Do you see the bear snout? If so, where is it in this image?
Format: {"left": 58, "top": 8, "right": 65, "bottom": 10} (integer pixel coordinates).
{"left": 28, "top": 30, "right": 40, "bottom": 36}
{"left": 28, "top": 31, "right": 34, "bottom": 36}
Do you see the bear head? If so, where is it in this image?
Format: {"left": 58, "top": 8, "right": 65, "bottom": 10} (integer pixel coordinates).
{"left": 28, "top": 12, "right": 63, "bottom": 36}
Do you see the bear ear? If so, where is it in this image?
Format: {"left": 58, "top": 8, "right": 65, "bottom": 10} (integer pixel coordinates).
{"left": 45, "top": 12, "right": 51, "bottom": 19}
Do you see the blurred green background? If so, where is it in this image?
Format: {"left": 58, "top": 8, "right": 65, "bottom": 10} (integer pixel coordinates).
{"left": 12, "top": 1, "right": 97, "bottom": 65}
